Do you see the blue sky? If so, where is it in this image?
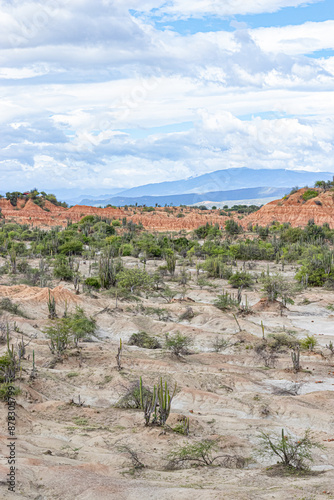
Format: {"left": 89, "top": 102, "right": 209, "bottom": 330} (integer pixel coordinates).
{"left": 0, "top": 0, "right": 333, "bottom": 193}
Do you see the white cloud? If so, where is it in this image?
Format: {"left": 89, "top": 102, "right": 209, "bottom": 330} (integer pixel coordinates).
{"left": 0, "top": 1, "right": 333, "bottom": 192}
{"left": 129, "top": 0, "right": 321, "bottom": 18}
{"left": 252, "top": 20, "right": 334, "bottom": 55}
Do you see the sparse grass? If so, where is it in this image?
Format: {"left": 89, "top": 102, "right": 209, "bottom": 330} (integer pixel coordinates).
{"left": 72, "top": 417, "right": 89, "bottom": 426}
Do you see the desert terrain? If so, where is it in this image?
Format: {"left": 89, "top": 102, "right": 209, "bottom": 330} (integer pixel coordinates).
{"left": 0, "top": 191, "right": 334, "bottom": 499}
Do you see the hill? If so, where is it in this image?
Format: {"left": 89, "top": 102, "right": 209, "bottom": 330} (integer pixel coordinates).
{"left": 244, "top": 187, "right": 334, "bottom": 228}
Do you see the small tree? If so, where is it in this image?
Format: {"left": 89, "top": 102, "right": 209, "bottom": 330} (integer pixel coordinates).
{"left": 44, "top": 320, "right": 71, "bottom": 356}
{"left": 117, "top": 268, "right": 153, "bottom": 294}
{"left": 68, "top": 306, "right": 96, "bottom": 346}
{"left": 258, "top": 428, "right": 324, "bottom": 472}
{"left": 261, "top": 273, "right": 295, "bottom": 306}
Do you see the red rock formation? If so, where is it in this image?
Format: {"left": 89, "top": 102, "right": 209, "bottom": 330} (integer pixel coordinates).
{"left": 3, "top": 188, "right": 332, "bottom": 231}
{"left": 243, "top": 188, "right": 334, "bottom": 228}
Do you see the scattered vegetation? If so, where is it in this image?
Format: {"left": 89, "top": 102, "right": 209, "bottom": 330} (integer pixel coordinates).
{"left": 258, "top": 428, "right": 324, "bottom": 473}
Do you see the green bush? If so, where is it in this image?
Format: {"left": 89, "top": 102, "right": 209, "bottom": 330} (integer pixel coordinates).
{"left": 267, "top": 333, "right": 299, "bottom": 350}
{"left": 258, "top": 428, "right": 324, "bottom": 472}
{"left": 0, "top": 298, "right": 29, "bottom": 318}
{"left": 0, "top": 383, "right": 21, "bottom": 401}
{"left": 225, "top": 219, "right": 243, "bottom": 235}
{"left": 84, "top": 277, "right": 101, "bottom": 290}
{"left": 59, "top": 239, "right": 83, "bottom": 255}
{"left": 165, "top": 332, "right": 191, "bottom": 357}
{"left": 214, "top": 291, "right": 239, "bottom": 310}
{"left": 67, "top": 306, "right": 97, "bottom": 345}
{"left": 228, "top": 271, "right": 253, "bottom": 288}
{"left": 53, "top": 257, "right": 74, "bottom": 281}
{"left": 167, "top": 439, "right": 246, "bottom": 469}
{"left": 302, "top": 189, "right": 318, "bottom": 202}
{"left": 120, "top": 244, "right": 133, "bottom": 256}
{"left": 300, "top": 334, "right": 317, "bottom": 351}
{"left": 117, "top": 268, "right": 153, "bottom": 293}
{"left": 128, "top": 332, "right": 161, "bottom": 349}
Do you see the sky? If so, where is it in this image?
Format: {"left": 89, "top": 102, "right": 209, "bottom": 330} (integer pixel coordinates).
{"left": 0, "top": 0, "right": 334, "bottom": 194}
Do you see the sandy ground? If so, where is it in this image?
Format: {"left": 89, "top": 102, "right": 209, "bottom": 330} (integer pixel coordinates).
{"left": 0, "top": 259, "right": 334, "bottom": 499}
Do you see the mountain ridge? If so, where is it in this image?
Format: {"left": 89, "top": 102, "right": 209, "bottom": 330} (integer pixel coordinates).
{"left": 80, "top": 186, "right": 289, "bottom": 207}
{"left": 112, "top": 167, "right": 333, "bottom": 198}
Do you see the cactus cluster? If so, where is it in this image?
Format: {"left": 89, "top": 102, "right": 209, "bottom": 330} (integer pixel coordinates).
{"left": 291, "top": 345, "right": 300, "bottom": 372}
{"left": 47, "top": 290, "right": 57, "bottom": 319}
{"left": 139, "top": 376, "right": 177, "bottom": 427}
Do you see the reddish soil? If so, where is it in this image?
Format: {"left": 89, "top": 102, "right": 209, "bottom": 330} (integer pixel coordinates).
{"left": 243, "top": 188, "right": 334, "bottom": 229}
{"left": 1, "top": 187, "right": 334, "bottom": 230}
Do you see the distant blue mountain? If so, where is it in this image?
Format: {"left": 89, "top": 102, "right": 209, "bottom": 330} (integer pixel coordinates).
{"left": 80, "top": 186, "right": 289, "bottom": 207}
{"left": 113, "top": 168, "right": 333, "bottom": 198}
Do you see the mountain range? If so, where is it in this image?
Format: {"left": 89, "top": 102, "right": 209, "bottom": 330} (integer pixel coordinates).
{"left": 76, "top": 168, "right": 333, "bottom": 207}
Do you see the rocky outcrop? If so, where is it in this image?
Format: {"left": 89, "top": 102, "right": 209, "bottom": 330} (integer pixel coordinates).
{"left": 0, "top": 198, "right": 229, "bottom": 230}
{"left": 243, "top": 188, "right": 334, "bottom": 228}
{"left": 2, "top": 187, "right": 333, "bottom": 230}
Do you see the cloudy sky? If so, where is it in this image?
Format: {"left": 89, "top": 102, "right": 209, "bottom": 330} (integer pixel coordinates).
{"left": 0, "top": 0, "right": 334, "bottom": 194}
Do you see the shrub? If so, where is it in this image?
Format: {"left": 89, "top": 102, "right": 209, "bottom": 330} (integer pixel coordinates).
{"left": 67, "top": 307, "right": 97, "bottom": 346}
{"left": 267, "top": 333, "right": 299, "bottom": 350}
{"left": 228, "top": 271, "right": 253, "bottom": 289}
{"left": 84, "top": 277, "right": 101, "bottom": 290}
{"left": 261, "top": 273, "right": 295, "bottom": 305}
{"left": 128, "top": 332, "right": 161, "bottom": 349}
{"left": 0, "top": 298, "right": 29, "bottom": 318}
{"left": 43, "top": 307, "right": 96, "bottom": 353}
{"left": 214, "top": 291, "right": 239, "bottom": 310}
{"left": 59, "top": 239, "right": 83, "bottom": 255}
{"left": 43, "top": 320, "right": 71, "bottom": 356}
{"left": 117, "top": 268, "right": 153, "bottom": 293}
{"left": 79, "top": 215, "right": 95, "bottom": 224}
{"left": 167, "top": 439, "right": 246, "bottom": 469}
{"left": 164, "top": 332, "right": 191, "bottom": 357}
{"left": 0, "top": 383, "right": 21, "bottom": 401}
{"left": 300, "top": 334, "right": 317, "bottom": 351}
{"left": 211, "top": 336, "right": 230, "bottom": 352}
{"left": 258, "top": 428, "right": 324, "bottom": 472}
{"left": 53, "top": 257, "right": 74, "bottom": 281}
{"left": 302, "top": 189, "right": 318, "bottom": 202}
{"left": 225, "top": 219, "right": 243, "bottom": 235}
{"left": 202, "top": 257, "right": 233, "bottom": 279}
{"left": 115, "top": 380, "right": 153, "bottom": 409}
